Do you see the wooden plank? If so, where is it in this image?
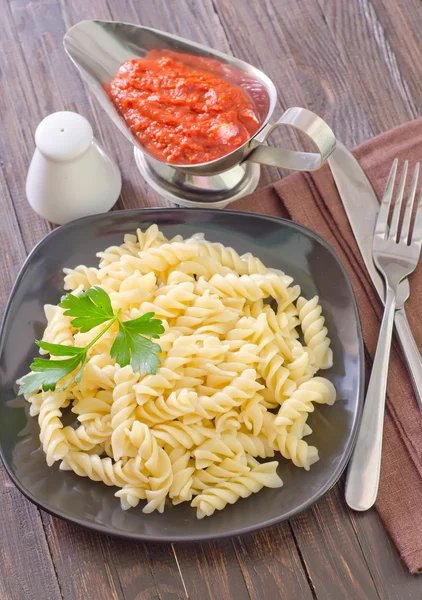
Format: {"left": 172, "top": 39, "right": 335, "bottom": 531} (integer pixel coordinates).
{"left": 175, "top": 540, "right": 250, "bottom": 600}
{"left": 290, "top": 486, "right": 381, "bottom": 600}
{"left": 233, "top": 524, "right": 315, "bottom": 600}
{"left": 0, "top": 169, "right": 27, "bottom": 308}
{"left": 0, "top": 477, "right": 62, "bottom": 600}
{"left": 0, "top": 167, "right": 62, "bottom": 600}
{"left": 43, "top": 516, "right": 188, "bottom": 600}
{"left": 101, "top": 540, "right": 189, "bottom": 600}
{"left": 348, "top": 507, "right": 422, "bottom": 600}
{"left": 0, "top": 1, "right": 52, "bottom": 249}
{"left": 362, "top": 0, "right": 422, "bottom": 116}
{"left": 318, "top": 0, "right": 418, "bottom": 132}
{"left": 42, "top": 517, "right": 124, "bottom": 600}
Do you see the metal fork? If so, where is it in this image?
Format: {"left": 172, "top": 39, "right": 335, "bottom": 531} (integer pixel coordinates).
{"left": 345, "top": 159, "right": 422, "bottom": 511}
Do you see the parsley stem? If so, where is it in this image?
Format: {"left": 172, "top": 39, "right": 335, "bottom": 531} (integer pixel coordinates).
{"left": 21, "top": 283, "right": 164, "bottom": 395}
{"left": 84, "top": 309, "right": 121, "bottom": 352}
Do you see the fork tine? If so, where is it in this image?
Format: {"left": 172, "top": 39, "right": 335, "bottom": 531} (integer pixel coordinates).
{"left": 401, "top": 163, "right": 420, "bottom": 244}
{"left": 376, "top": 159, "right": 398, "bottom": 238}
{"left": 389, "top": 161, "right": 408, "bottom": 240}
{"left": 410, "top": 174, "right": 422, "bottom": 247}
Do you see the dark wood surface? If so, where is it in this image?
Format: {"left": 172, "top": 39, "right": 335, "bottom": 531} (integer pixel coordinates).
{"left": 0, "top": 0, "right": 421, "bottom": 598}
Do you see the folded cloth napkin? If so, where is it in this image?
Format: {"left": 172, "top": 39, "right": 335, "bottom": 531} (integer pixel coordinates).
{"left": 234, "top": 118, "right": 422, "bottom": 574}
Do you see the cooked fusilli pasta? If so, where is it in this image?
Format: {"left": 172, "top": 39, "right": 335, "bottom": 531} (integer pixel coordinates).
{"left": 19, "top": 225, "right": 336, "bottom": 518}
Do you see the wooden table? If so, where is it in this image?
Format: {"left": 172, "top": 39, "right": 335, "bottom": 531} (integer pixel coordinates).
{"left": 1, "top": 1, "right": 421, "bottom": 598}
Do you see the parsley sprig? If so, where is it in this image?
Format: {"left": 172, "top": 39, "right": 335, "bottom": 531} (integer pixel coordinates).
{"left": 19, "top": 287, "right": 164, "bottom": 395}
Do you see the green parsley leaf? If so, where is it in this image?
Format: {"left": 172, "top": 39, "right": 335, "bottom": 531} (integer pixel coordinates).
{"left": 59, "top": 286, "right": 114, "bottom": 332}
{"left": 122, "top": 312, "right": 165, "bottom": 338}
{"left": 110, "top": 320, "right": 162, "bottom": 375}
{"left": 36, "top": 340, "right": 85, "bottom": 356}
{"left": 18, "top": 354, "right": 84, "bottom": 395}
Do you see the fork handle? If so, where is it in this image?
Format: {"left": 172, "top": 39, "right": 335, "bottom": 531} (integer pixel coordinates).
{"left": 345, "top": 286, "right": 396, "bottom": 511}
{"left": 394, "top": 307, "right": 422, "bottom": 414}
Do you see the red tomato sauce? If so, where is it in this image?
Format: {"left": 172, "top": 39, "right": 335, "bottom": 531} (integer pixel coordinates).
{"left": 106, "top": 50, "right": 261, "bottom": 165}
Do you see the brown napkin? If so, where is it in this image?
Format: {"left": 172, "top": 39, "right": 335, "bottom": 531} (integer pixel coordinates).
{"left": 234, "top": 118, "right": 422, "bottom": 575}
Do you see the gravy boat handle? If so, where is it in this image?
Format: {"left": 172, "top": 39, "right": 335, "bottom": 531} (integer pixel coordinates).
{"left": 245, "top": 107, "right": 336, "bottom": 171}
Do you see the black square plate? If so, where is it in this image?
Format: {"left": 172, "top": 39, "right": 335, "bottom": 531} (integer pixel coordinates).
{"left": 0, "top": 208, "right": 363, "bottom": 541}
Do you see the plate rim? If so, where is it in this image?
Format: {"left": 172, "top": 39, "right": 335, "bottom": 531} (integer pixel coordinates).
{"left": 0, "top": 207, "right": 364, "bottom": 542}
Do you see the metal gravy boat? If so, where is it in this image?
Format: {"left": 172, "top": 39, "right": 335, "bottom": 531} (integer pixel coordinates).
{"left": 64, "top": 20, "right": 336, "bottom": 206}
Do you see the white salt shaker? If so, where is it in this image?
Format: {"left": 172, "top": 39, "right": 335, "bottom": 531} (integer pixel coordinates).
{"left": 26, "top": 111, "right": 122, "bottom": 225}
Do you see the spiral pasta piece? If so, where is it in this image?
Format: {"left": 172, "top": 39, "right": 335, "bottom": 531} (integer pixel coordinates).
{"left": 185, "top": 238, "right": 269, "bottom": 275}
{"left": 169, "top": 448, "right": 195, "bottom": 504}
{"left": 191, "top": 460, "right": 282, "bottom": 518}
{"left": 151, "top": 421, "right": 216, "bottom": 450}
{"left": 172, "top": 256, "right": 233, "bottom": 279}
{"left": 202, "top": 360, "right": 247, "bottom": 391}
{"left": 195, "top": 272, "right": 291, "bottom": 304}
{"left": 272, "top": 430, "right": 319, "bottom": 470}
{"left": 60, "top": 452, "right": 149, "bottom": 488}
{"left": 225, "top": 316, "right": 259, "bottom": 351}
{"left": 286, "top": 341, "right": 317, "bottom": 385}
{"left": 122, "top": 242, "right": 199, "bottom": 275}
{"left": 246, "top": 303, "right": 293, "bottom": 361}
{"left": 275, "top": 377, "right": 336, "bottom": 430}
{"left": 71, "top": 390, "right": 113, "bottom": 422}
{"left": 193, "top": 430, "right": 274, "bottom": 470}
{"left": 192, "top": 454, "right": 250, "bottom": 492}
{"left": 173, "top": 291, "right": 238, "bottom": 336}
{"left": 63, "top": 415, "right": 112, "bottom": 451}
{"left": 139, "top": 281, "right": 197, "bottom": 319}
{"left": 277, "top": 300, "right": 300, "bottom": 340}
{"left": 96, "top": 229, "right": 150, "bottom": 269}
{"left": 240, "top": 393, "right": 266, "bottom": 436}
{"left": 97, "top": 262, "right": 135, "bottom": 294}
{"left": 110, "top": 366, "right": 139, "bottom": 460}
{"left": 124, "top": 422, "right": 173, "bottom": 512}
{"left": 63, "top": 265, "right": 101, "bottom": 291}
{"left": 38, "top": 392, "right": 69, "bottom": 466}
{"left": 262, "top": 411, "right": 318, "bottom": 469}
{"left": 235, "top": 431, "right": 275, "bottom": 459}
{"left": 193, "top": 436, "right": 243, "bottom": 469}
{"left": 297, "top": 296, "right": 333, "bottom": 369}
{"left": 214, "top": 409, "right": 241, "bottom": 433}
{"left": 198, "top": 370, "right": 263, "bottom": 418}
{"left": 77, "top": 355, "right": 117, "bottom": 394}
{"left": 109, "top": 272, "right": 156, "bottom": 310}
{"left": 22, "top": 390, "right": 44, "bottom": 417}
{"left": 40, "top": 305, "right": 74, "bottom": 352}
{"left": 136, "top": 389, "right": 198, "bottom": 426}
{"left": 252, "top": 314, "right": 293, "bottom": 403}
{"left": 134, "top": 336, "right": 201, "bottom": 405}
{"left": 289, "top": 413, "right": 314, "bottom": 440}
{"left": 134, "top": 224, "right": 168, "bottom": 251}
